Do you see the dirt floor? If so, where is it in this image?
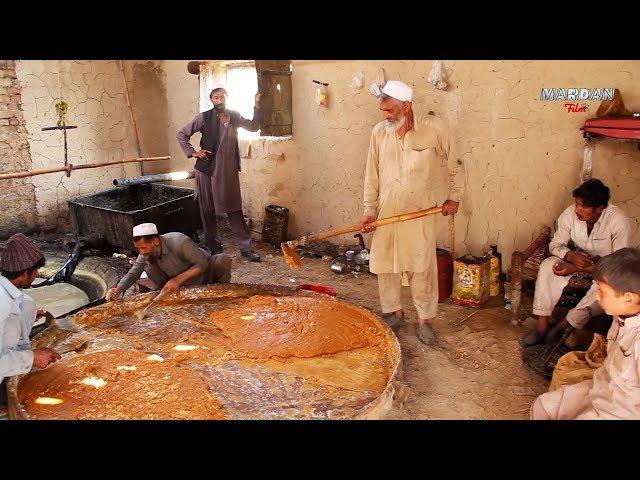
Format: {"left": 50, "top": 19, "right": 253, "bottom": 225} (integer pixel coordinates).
{"left": 225, "top": 234, "right": 550, "bottom": 420}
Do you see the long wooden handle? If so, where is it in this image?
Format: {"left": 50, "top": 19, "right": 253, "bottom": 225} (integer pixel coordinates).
{"left": 119, "top": 60, "right": 143, "bottom": 159}
{"left": 296, "top": 206, "right": 443, "bottom": 245}
{"left": 146, "top": 289, "right": 170, "bottom": 310}
{"left": 370, "top": 205, "right": 443, "bottom": 228}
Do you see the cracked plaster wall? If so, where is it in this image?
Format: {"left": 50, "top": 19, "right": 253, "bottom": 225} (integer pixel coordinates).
{"left": 158, "top": 60, "right": 201, "bottom": 192}
{"left": 162, "top": 60, "right": 640, "bottom": 268}
{"left": 163, "top": 60, "right": 200, "bottom": 176}
{"left": 124, "top": 60, "right": 171, "bottom": 175}
{"left": 15, "top": 60, "right": 140, "bottom": 231}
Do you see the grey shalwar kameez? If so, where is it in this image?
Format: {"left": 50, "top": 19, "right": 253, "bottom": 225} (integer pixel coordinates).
{"left": 177, "top": 106, "right": 262, "bottom": 252}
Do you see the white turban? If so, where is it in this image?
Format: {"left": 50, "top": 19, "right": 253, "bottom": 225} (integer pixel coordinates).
{"left": 133, "top": 223, "right": 158, "bottom": 237}
{"left": 209, "top": 82, "right": 227, "bottom": 96}
{"left": 382, "top": 80, "right": 413, "bottom": 102}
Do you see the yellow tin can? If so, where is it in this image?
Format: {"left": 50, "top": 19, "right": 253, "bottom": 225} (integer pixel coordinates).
{"left": 452, "top": 254, "right": 490, "bottom": 308}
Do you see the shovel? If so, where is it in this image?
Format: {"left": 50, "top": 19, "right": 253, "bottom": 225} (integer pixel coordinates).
{"left": 281, "top": 205, "right": 444, "bottom": 269}
{"left": 134, "top": 290, "right": 169, "bottom": 321}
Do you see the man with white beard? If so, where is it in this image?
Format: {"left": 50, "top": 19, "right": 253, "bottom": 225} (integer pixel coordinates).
{"left": 362, "top": 80, "right": 466, "bottom": 345}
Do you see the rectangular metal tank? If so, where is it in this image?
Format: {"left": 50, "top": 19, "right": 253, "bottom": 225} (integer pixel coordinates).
{"left": 68, "top": 183, "right": 201, "bottom": 251}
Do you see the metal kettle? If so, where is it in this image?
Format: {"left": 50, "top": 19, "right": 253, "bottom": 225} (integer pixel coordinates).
{"left": 330, "top": 234, "right": 370, "bottom": 274}
{"left": 352, "top": 234, "right": 370, "bottom": 265}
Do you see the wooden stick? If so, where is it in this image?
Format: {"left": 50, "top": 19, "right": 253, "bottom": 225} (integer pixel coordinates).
{"left": 543, "top": 326, "right": 575, "bottom": 367}
{"left": 369, "top": 205, "right": 444, "bottom": 228}
{"left": 0, "top": 156, "right": 171, "bottom": 180}
{"left": 287, "top": 206, "right": 443, "bottom": 248}
{"left": 450, "top": 213, "right": 456, "bottom": 258}
{"left": 118, "top": 61, "right": 144, "bottom": 170}
{"left": 41, "top": 125, "right": 77, "bottom": 131}
{"left": 451, "top": 310, "right": 480, "bottom": 327}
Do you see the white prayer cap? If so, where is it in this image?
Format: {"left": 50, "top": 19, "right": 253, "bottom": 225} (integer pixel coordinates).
{"left": 133, "top": 223, "right": 158, "bottom": 237}
{"left": 209, "top": 82, "right": 227, "bottom": 96}
{"left": 382, "top": 80, "right": 413, "bottom": 102}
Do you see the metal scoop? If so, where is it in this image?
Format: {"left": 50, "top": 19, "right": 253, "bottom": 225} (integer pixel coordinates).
{"left": 59, "top": 340, "right": 89, "bottom": 355}
{"left": 134, "top": 290, "right": 169, "bottom": 321}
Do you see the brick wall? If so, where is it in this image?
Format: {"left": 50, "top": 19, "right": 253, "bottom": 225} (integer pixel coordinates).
{"left": 0, "top": 60, "right": 37, "bottom": 238}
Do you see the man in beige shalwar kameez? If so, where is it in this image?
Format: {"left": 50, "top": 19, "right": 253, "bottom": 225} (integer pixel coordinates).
{"left": 362, "top": 81, "right": 465, "bottom": 345}
{"left": 531, "top": 248, "right": 640, "bottom": 420}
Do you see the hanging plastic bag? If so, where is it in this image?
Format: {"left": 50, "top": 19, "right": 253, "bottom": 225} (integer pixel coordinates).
{"left": 373, "top": 67, "right": 386, "bottom": 88}
{"left": 370, "top": 67, "right": 386, "bottom": 98}
{"left": 580, "top": 141, "right": 595, "bottom": 183}
{"left": 428, "top": 60, "right": 448, "bottom": 90}
{"left": 350, "top": 71, "right": 364, "bottom": 89}
{"left": 313, "top": 80, "right": 329, "bottom": 107}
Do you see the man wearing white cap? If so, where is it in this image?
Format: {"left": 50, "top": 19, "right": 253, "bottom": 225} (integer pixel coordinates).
{"left": 177, "top": 82, "right": 263, "bottom": 262}
{"left": 362, "top": 80, "right": 466, "bottom": 345}
{"left": 106, "top": 223, "right": 232, "bottom": 300}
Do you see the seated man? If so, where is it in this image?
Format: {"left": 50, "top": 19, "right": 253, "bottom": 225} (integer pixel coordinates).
{"left": 531, "top": 247, "right": 640, "bottom": 419}
{"left": 107, "top": 223, "right": 232, "bottom": 300}
{"left": 523, "top": 179, "right": 631, "bottom": 347}
{"left": 1, "top": 234, "right": 61, "bottom": 411}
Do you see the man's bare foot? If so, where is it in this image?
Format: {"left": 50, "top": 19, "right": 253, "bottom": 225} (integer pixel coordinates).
{"left": 416, "top": 322, "right": 436, "bottom": 345}
{"left": 381, "top": 310, "right": 404, "bottom": 329}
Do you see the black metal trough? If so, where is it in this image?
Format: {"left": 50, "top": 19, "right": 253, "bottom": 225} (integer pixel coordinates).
{"left": 68, "top": 184, "right": 201, "bottom": 251}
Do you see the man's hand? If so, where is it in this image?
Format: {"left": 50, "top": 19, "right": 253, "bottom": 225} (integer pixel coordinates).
{"left": 581, "top": 254, "right": 599, "bottom": 274}
{"left": 565, "top": 251, "right": 594, "bottom": 270}
{"left": 106, "top": 287, "right": 122, "bottom": 302}
{"left": 35, "top": 308, "right": 54, "bottom": 327}
{"left": 191, "top": 149, "right": 211, "bottom": 160}
{"left": 255, "top": 93, "right": 261, "bottom": 106}
{"left": 362, "top": 215, "right": 377, "bottom": 233}
{"left": 33, "top": 348, "right": 61, "bottom": 369}
{"left": 161, "top": 278, "right": 181, "bottom": 295}
{"left": 442, "top": 200, "right": 459, "bottom": 216}
{"left": 552, "top": 261, "right": 578, "bottom": 277}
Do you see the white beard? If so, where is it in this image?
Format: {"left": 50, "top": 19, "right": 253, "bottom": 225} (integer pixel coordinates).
{"left": 384, "top": 115, "right": 406, "bottom": 133}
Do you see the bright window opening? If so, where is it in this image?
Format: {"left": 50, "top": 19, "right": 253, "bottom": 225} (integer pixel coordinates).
{"left": 199, "top": 63, "right": 260, "bottom": 141}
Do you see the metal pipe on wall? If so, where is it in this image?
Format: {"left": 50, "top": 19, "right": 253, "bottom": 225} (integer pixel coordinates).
{"left": 113, "top": 170, "right": 195, "bottom": 187}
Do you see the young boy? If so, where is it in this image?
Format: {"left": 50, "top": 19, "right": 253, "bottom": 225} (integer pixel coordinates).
{"left": 531, "top": 247, "right": 640, "bottom": 419}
